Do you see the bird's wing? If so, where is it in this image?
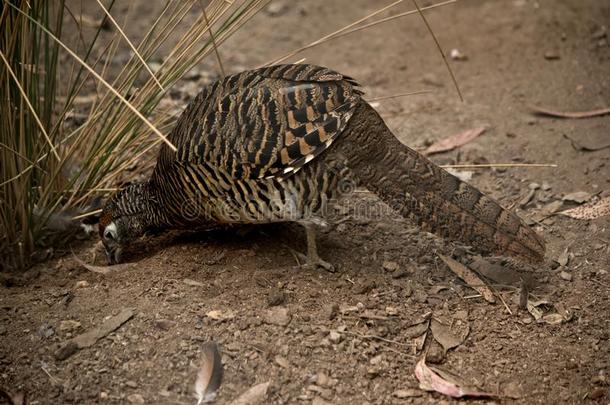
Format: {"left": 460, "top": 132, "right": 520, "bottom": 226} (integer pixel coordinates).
{"left": 153, "top": 64, "right": 362, "bottom": 182}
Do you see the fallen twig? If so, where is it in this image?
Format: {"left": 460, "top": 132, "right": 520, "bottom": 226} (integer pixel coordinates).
{"left": 55, "top": 308, "right": 134, "bottom": 360}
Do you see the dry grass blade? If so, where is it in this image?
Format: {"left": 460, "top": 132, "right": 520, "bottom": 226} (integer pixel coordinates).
{"left": 7, "top": 3, "right": 177, "bottom": 151}
{"left": 367, "top": 89, "right": 432, "bottom": 102}
{"left": 0, "top": 50, "right": 60, "bottom": 161}
{"left": 72, "top": 209, "right": 103, "bottom": 220}
{"left": 199, "top": 1, "right": 225, "bottom": 78}
{"left": 411, "top": 0, "right": 463, "bottom": 101}
{"left": 264, "top": 0, "right": 456, "bottom": 66}
{"left": 195, "top": 342, "right": 223, "bottom": 404}
{"left": 2, "top": 0, "right": 272, "bottom": 270}
{"left": 94, "top": 0, "right": 164, "bottom": 91}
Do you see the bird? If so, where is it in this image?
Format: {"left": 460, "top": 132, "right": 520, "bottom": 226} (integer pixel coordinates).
{"left": 98, "top": 64, "right": 545, "bottom": 269}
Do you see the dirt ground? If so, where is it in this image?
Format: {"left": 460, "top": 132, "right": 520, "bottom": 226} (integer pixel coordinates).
{"left": 1, "top": 0, "right": 610, "bottom": 404}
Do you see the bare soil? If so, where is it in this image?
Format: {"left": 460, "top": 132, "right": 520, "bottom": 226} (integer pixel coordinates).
{"left": 2, "top": 0, "right": 610, "bottom": 404}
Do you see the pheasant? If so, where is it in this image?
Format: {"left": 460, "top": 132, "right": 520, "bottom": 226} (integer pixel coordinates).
{"left": 99, "top": 64, "right": 545, "bottom": 269}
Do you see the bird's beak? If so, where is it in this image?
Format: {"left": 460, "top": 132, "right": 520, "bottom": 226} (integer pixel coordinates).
{"left": 104, "top": 243, "right": 123, "bottom": 265}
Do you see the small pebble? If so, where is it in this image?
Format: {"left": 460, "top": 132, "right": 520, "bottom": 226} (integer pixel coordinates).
{"left": 427, "top": 343, "right": 445, "bottom": 364}
{"left": 393, "top": 389, "right": 422, "bottom": 398}
{"left": 560, "top": 271, "right": 572, "bottom": 281}
{"left": 382, "top": 261, "right": 399, "bottom": 272}
{"left": 74, "top": 280, "right": 89, "bottom": 289}
{"left": 125, "top": 380, "right": 138, "bottom": 388}
{"left": 329, "top": 330, "right": 342, "bottom": 343}
{"left": 274, "top": 355, "right": 290, "bottom": 368}
{"left": 127, "top": 393, "right": 144, "bottom": 404}
{"left": 544, "top": 50, "right": 560, "bottom": 60}
{"left": 263, "top": 307, "right": 291, "bottom": 326}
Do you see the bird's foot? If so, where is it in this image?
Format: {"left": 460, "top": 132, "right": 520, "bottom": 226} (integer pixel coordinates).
{"left": 291, "top": 250, "right": 336, "bottom": 273}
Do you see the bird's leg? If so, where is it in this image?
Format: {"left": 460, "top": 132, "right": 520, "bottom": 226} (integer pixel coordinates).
{"left": 295, "top": 222, "right": 335, "bottom": 272}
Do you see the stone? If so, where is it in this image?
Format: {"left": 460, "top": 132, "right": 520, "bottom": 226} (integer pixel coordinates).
{"left": 382, "top": 261, "right": 399, "bottom": 272}
{"left": 74, "top": 280, "right": 89, "bottom": 289}
{"left": 263, "top": 307, "right": 291, "bottom": 326}
{"left": 126, "top": 393, "right": 144, "bottom": 404}
{"left": 329, "top": 330, "right": 342, "bottom": 343}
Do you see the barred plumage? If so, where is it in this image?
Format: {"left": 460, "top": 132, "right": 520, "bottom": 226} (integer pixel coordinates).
{"left": 99, "top": 64, "right": 545, "bottom": 267}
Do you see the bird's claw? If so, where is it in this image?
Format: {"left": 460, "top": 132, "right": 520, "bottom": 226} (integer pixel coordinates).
{"left": 292, "top": 250, "right": 335, "bottom": 273}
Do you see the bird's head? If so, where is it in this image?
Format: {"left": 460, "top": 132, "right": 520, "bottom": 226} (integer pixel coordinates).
{"left": 99, "top": 183, "right": 152, "bottom": 264}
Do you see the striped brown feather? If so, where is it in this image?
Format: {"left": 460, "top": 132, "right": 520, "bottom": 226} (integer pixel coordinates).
{"left": 152, "top": 64, "right": 361, "bottom": 185}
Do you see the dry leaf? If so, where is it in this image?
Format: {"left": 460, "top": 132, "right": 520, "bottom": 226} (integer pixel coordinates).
{"left": 560, "top": 197, "right": 610, "bottom": 220}
{"left": 414, "top": 358, "right": 495, "bottom": 398}
{"left": 423, "top": 127, "right": 486, "bottom": 155}
{"left": 526, "top": 299, "right": 552, "bottom": 321}
{"left": 438, "top": 255, "right": 495, "bottom": 303}
{"left": 530, "top": 105, "right": 610, "bottom": 119}
{"left": 469, "top": 256, "right": 523, "bottom": 287}
{"left": 562, "top": 191, "right": 591, "bottom": 204}
{"left": 563, "top": 134, "right": 610, "bottom": 152}
{"left": 430, "top": 318, "right": 470, "bottom": 353}
{"left": 404, "top": 320, "right": 429, "bottom": 338}
{"left": 195, "top": 342, "right": 223, "bottom": 404}
{"left": 542, "top": 313, "right": 564, "bottom": 325}
{"left": 232, "top": 382, "right": 270, "bottom": 405}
